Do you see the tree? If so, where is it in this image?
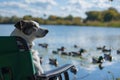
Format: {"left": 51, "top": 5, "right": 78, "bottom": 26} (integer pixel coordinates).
{"left": 33, "top": 17, "right": 44, "bottom": 24}
{"left": 85, "top": 11, "right": 102, "bottom": 21}
{"left": 23, "top": 15, "right": 33, "bottom": 20}
{"left": 103, "top": 8, "right": 119, "bottom": 22}
{"left": 10, "top": 15, "right": 20, "bottom": 23}
{"left": 48, "top": 15, "right": 57, "bottom": 21}
{"left": 72, "top": 17, "right": 82, "bottom": 25}
{"left": 64, "top": 15, "right": 73, "bottom": 21}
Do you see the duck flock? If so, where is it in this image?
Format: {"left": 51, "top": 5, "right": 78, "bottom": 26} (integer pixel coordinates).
{"left": 38, "top": 43, "right": 120, "bottom": 70}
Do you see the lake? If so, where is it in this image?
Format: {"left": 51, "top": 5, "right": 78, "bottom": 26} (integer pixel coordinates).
{"left": 0, "top": 24, "right": 120, "bottom": 80}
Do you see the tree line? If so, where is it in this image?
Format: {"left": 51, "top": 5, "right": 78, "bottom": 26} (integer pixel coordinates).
{"left": 84, "top": 7, "right": 120, "bottom": 27}
{"left": 0, "top": 7, "right": 120, "bottom": 27}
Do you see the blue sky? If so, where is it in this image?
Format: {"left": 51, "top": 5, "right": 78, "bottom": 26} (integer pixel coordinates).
{"left": 0, "top": 0, "right": 120, "bottom": 18}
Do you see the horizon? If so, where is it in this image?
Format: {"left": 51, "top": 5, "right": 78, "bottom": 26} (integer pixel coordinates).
{"left": 0, "top": 0, "right": 120, "bottom": 18}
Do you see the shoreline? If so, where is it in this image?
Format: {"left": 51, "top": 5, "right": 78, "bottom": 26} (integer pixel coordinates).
{"left": 0, "top": 23, "right": 120, "bottom": 28}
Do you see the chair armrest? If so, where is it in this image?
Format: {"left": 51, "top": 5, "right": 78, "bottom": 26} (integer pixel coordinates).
{"left": 37, "top": 64, "right": 74, "bottom": 79}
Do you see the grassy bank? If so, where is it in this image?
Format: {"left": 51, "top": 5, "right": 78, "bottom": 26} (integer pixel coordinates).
{"left": 82, "top": 21, "right": 120, "bottom": 27}
{"left": 0, "top": 19, "right": 120, "bottom": 28}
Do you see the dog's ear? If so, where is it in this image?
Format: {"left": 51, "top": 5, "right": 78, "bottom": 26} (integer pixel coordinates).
{"left": 14, "top": 20, "right": 25, "bottom": 31}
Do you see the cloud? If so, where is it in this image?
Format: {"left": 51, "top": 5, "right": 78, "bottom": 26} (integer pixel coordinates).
{"left": 59, "top": 0, "right": 93, "bottom": 18}
{"left": 0, "top": 9, "right": 19, "bottom": 16}
{"left": 68, "top": 0, "right": 120, "bottom": 10}
{"left": 91, "top": 0, "right": 111, "bottom": 9}
{"left": 68, "top": 0, "right": 93, "bottom": 9}
{"left": 25, "top": 0, "right": 57, "bottom": 6}
{"left": 1, "top": 1, "right": 28, "bottom": 9}
{"left": 0, "top": 0, "right": 58, "bottom": 17}
{"left": 0, "top": 0, "right": 120, "bottom": 18}
{"left": 0, "top": 1, "right": 28, "bottom": 16}
{"left": 59, "top": 0, "right": 120, "bottom": 18}
{"left": 25, "top": 0, "right": 57, "bottom": 9}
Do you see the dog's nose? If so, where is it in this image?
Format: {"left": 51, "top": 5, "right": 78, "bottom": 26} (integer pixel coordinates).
{"left": 45, "top": 30, "right": 49, "bottom": 33}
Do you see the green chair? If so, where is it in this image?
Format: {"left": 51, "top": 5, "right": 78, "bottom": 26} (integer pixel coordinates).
{"left": 0, "top": 36, "right": 75, "bottom": 80}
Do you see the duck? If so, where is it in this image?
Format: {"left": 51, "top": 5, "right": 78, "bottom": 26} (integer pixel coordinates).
{"left": 71, "top": 48, "right": 86, "bottom": 57}
{"left": 49, "top": 58, "right": 58, "bottom": 67}
{"left": 97, "top": 45, "right": 106, "bottom": 50}
{"left": 98, "top": 63, "right": 104, "bottom": 70}
{"left": 104, "top": 53, "right": 112, "bottom": 62}
{"left": 52, "top": 50, "right": 59, "bottom": 54}
{"left": 73, "top": 45, "right": 79, "bottom": 48}
{"left": 97, "top": 45, "right": 111, "bottom": 53}
{"left": 117, "top": 50, "right": 120, "bottom": 54}
{"left": 57, "top": 46, "right": 65, "bottom": 52}
{"left": 70, "top": 66, "right": 78, "bottom": 74}
{"left": 38, "top": 43, "right": 48, "bottom": 48}
{"left": 40, "top": 57, "right": 43, "bottom": 65}
{"left": 92, "top": 56, "right": 104, "bottom": 64}
{"left": 61, "top": 51, "right": 70, "bottom": 56}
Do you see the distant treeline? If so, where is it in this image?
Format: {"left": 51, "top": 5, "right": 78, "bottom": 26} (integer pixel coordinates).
{"left": 0, "top": 7, "right": 120, "bottom": 27}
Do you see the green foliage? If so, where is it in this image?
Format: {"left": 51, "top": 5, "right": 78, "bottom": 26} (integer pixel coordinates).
{"left": 102, "top": 8, "right": 120, "bottom": 22}
{"left": 10, "top": 16, "right": 21, "bottom": 23}
{"left": 64, "top": 15, "right": 73, "bottom": 21}
{"left": 86, "top": 11, "right": 102, "bottom": 21}
{"left": 23, "top": 15, "right": 33, "bottom": 20}
{"left": 48, "top": 15, "right": 58, "bottom": 21}
{"left": 116, "top": 78, "right": 120, "bottom": 80}
{"left": 85, "top": 7, "right": 120, "bottom": 22}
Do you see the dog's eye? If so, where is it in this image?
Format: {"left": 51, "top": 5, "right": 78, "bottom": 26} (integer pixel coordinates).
{"left": 33, "top": 24, "right": 38, "bottom": 29}
{"left": 32, "top": 27, "right": 38, "bottom": 32}
{"left": 33, "top": 24, "right": 36, "bottom": 26}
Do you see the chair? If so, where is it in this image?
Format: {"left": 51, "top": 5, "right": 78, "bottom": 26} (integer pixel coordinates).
{"left": 0, "top": 36, "right": 75, "bottom": 80}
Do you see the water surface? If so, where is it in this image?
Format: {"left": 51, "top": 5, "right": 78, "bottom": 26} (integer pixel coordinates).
{"left": 0, "top": 24, "right": 120, "bottom": 80}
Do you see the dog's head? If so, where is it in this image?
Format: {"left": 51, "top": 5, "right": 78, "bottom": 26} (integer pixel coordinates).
{"left": 14, "top": 20, "right": 48, "bottom": 38}
{"left": 12, "top": 20, "right": 49, "bottom": 48}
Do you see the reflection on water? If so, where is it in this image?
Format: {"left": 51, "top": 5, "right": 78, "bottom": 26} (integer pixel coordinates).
{"left": 1, "top": 24, "right": 120, "bottom": 80}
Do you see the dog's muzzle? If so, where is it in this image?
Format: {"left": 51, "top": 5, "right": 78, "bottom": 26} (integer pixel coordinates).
{"left": 36, "top": 29, "right": 49, "bottom": 38}
{"left": 42, "top": 29, "right": 49, "bottom": 36}
{"left": 45, "top": 30, "right": 49, "bottom": 34}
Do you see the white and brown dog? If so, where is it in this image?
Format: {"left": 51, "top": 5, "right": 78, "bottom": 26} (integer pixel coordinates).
{"left": 10, "top": 20, "right": 48, "bottom": 75}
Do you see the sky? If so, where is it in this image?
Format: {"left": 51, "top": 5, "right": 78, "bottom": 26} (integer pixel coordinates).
{"left": 0, "top": 0, "right": 120, "bottom": 18}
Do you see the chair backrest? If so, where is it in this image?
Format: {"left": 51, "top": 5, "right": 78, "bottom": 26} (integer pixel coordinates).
{"left": 0, "top": 36, "right": 35, "bottom": 80}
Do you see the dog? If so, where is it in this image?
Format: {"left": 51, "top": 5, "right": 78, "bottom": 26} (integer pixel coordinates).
{"left": 10, "top": 20, "right": 48, "bottom": 75}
